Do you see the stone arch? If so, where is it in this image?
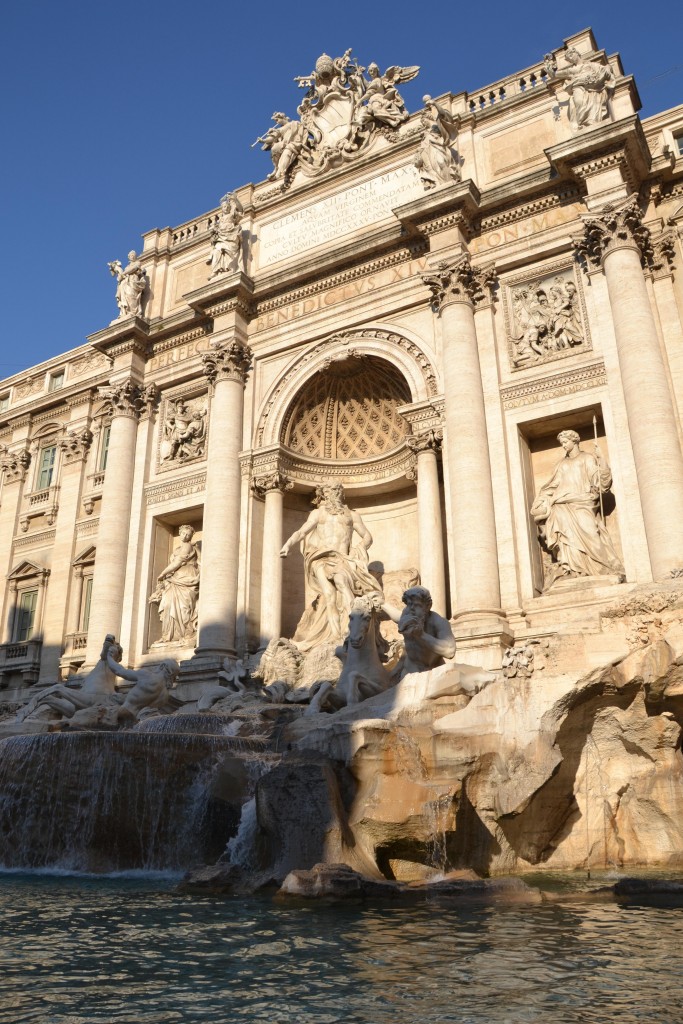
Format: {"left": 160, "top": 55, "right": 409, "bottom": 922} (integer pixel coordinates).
{"left": 256, "top": 325, "right": 439, "bottom": 448}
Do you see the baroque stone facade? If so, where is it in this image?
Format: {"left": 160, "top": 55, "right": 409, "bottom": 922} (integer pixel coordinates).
{"left": 2, "top": 28, "right": 683, "bottom": 694}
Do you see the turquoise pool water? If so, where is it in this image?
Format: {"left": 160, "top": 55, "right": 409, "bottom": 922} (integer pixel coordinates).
{"left": 1, "top": 872, "right": 682, "bottom": 1023}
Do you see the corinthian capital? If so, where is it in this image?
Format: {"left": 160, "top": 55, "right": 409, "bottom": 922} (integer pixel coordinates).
{"left": 406, "top": 428, "right": 443, "bottom": 455}
{"left": 422, "top": 255, "right": 496, "bottom": 312}
{"left": 59, "top": 427, "right": 93, "bottom": 464}
{"left": 98, "top": 378, "right": 159, "bottom": 420}
{"left": 0, "top": 447, "right": 31, "bottom": 483}
{"left": 202, "top": 340, "right": 253, "bottom": 386}
{"left": 250, "top": 470, "right": 293, "bottom": 500}
{"left": 574, "top": 198, "right": 652, "bottom": 270}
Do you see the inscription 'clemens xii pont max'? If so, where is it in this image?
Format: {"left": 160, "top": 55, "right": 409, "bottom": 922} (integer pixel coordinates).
{"left": 258, "top": 166, "right": 422, "bottom": 267}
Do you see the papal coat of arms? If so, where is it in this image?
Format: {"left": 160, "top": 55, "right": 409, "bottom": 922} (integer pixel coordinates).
{"left": 253, "top": 49, "right": 420, "bottom": 182}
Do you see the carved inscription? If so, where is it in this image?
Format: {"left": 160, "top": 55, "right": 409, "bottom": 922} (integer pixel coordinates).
{"left": 258, "top": 165, "right": 422, "bottom": 267}
{"left": 254, "top": 255, "right": 428, "bottom": 332}
{"left": 470, "top": 204, "right": 582, "bottom": 254}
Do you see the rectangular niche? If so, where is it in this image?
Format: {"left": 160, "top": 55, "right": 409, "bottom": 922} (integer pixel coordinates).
{"left": 502, "top": 259, "right": 591, "bottom": 371}
{"left": 156, "top": 388, "right": 209, "bottom": 473}
{"left": 146, "top": 510, "right": 203, "bottom": 650}
{"left": 518, "top": 407, "right": 623, "bottom": 596}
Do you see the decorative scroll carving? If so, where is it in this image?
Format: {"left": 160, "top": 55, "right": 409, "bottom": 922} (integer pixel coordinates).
{"left": 250, "top": 471, "right": 294, "bottom": 500}
{"left": 160, "top": 397, "right": 207, "bottom": 467}
{"left": 574, "top": 199, "right": 652, "bottom": 270}
{"left": 649, "top": 227, "right": 677, "bottom": 280}
{"left": 422, "top": 255, "right": 496, "bottom": 312}
{"left": 15, "top": 376, "right": 44, "bottom": 401}
{"left": 107, "top": 251, "right": 147, "bottom": 320}
{"left": 201, "top": 341, "right": 253, "bottom": 386}
{"left": 70, "top": 350, "right": 110, "bottom": 377}
{"left": 406, "top": 427, "right": 443, "bottom": 455}
{"left": 254, "top": 49, "right": 419, "bottom": 183}
{"left": 97, "top": 379, "right": 159, "bottom": 420}
{"left": 504, "top": 265, "right": 589, "bottom": 369}
{"left": 59, "top": 428, "right": 93, "bottom": 465}
{"left": 207, "top": 193, "right": 244, "bottom": 279}
{"left": 1, "top": 447, "right": 31, "bottom": 483}
{"left": 414, "top": 95, "right": 460, "bottom": 191}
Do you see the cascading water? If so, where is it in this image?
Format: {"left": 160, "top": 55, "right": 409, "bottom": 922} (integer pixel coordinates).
{"left": 0, "top": 712, "right": 280, "bottom": 873}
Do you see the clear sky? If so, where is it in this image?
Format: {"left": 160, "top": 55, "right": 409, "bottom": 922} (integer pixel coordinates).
{"left": 1, "top": 0, "right": 682, "bottom": 379}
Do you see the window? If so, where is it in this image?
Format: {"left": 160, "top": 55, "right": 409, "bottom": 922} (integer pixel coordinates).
{"left": 675, "top": 133, "right": 683, "bottom": 157}
{"left": 99, "top": 423, "right": 111, "bottom": 471}
{"left": 81, "top": 577, "right": 93, "bottom": 632}
{"left": 37, "top": 445, "right": 56, "bottom": 490}
{"left": 48, "top": 370, "right": 65, "bottom": 392}
{"left": 0, "top": 393, "right": 9, "bottom": 413}
{"left": 16, "top": 590, "right": 38, "bottom": 642}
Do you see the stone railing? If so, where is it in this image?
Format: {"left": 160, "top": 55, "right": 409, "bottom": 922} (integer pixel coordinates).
{"left": 0, "top": 639, "right": 42, "bottom": 687}
{"left": 19, "top": 485, "right": 60, "bottom": 532}
{"left": 82, "top": 470, "right": 105, "bottom": 516}
{"left": 466, "top": 58, "right": 554, "bottom": 113}
{"left": 172, "top": 212, "right": 219, "bottom": 248}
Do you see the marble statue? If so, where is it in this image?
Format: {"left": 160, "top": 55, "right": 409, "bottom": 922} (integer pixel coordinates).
{"left": 306, "top": 595, "right": 392, "bottom": 714}
{"left": 553, "top": 47, "right": 615, "bottom": 131}
{"left": 161, "top": 399, "right": 206, "bottom": 463}
{"left": 105, "top": 650, "right": 179, "bottom": 720}
{"left": 414, "top": 95, "right": 461, "bottom": 190}
{"left": 108, "top": 251, "right": 146, "bottom": 319}
{"left": 280, "top": 482, "right": 383, "bottom": 649}
{"left": 207, "top": 192, "right": 244, "bottom": 278}
{"left": 253, "top": 51, "right": 419, "bottom": 180}
{"left": 149, "top": 525, "right": 201, "bottom": 644}
{"left": 530, "top": 430, "right": 624, "bottom": 586}
{"left": 15, "top": 634, "right": 123, "bottom": 724}
{"left": 256, "top": 112, "right": 307, "bottom": 181}
{"left": 355, "top": 62, "right": 419, "bottom": 129}
{"left": 383, "top": 586, "right": 456, "bottom": 678}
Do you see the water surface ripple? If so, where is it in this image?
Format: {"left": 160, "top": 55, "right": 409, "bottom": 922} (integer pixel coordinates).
{"left": 1, "top": 874, "right": 682, "bottom": 1023}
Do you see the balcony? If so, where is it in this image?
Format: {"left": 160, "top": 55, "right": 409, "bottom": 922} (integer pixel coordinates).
{"left": 19, "top": 485, "right": 60, "bottom": 532}
{"left": 0, "top": 639, "right": 42, "bottom": 687}
{"left": 60, "top": 631, "right": 88, "bottom": 675}
{"left": 82, "top": 470, "right": 105, "bottom": 516}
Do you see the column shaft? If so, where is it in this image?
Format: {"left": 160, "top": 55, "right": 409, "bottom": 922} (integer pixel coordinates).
{"left": 415, "top": 447, "right": 447, "bottom": 616}
{"left": 440, "top": 297, "right": 502, "bottom": 614}
{"left": 84, "top": 409, "right": 139, "bottom": 664}
{"left": 603, "top": 244, "right": 683, "bottom": 577}
{"left": 259, "top": 487, "right": 284, "bottom": 647}
{"left": 195, "top": 341, "right": 251, "bottom": 660}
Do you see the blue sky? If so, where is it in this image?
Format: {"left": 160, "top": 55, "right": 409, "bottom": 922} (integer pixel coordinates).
{"left": 1, "top": 0, "right": 681, "bottom": 377}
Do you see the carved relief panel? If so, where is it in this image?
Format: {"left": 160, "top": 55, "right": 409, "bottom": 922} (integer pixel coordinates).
{"left": 502, "top": 262, "right": 591, "bottom": 371}
{"left": 157, "top": 391, "right": 209, "bottom": 473}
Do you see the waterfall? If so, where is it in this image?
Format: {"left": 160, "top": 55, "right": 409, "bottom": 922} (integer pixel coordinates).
{"left": 0, "top": 729, "right": 258, "bottom": 872}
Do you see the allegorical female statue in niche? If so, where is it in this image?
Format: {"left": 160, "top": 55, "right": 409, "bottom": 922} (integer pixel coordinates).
{"left": 149, "top": 525, "right": 201, "bottom": 643}
{"left": 530, "top": 429, "right": 624, "bottom": 587}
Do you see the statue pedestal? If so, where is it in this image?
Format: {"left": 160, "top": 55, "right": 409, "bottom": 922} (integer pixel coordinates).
{"left": 450, "top": 610, "right": 513, "bottom": 671}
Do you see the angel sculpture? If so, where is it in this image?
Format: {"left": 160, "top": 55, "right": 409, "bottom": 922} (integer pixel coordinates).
{"left": 356, "top": 62, "right": 420, "bottom": 129}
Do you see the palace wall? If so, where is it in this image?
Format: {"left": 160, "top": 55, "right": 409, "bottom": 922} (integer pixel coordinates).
{"left": 2, "top": 27, "right": 683, "bottom": 696}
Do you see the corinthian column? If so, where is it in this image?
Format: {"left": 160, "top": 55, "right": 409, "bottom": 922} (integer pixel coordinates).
{"left": 252, "top": 471, "right": 293, "bottom": 648}
{"left": 576, "top": 199, "right": 683, "bottom": 578}
{"left": 194, "top": 340, "right": 252, "bottom": 660}
{"left": 84, "top": 379, "right": 157, "bottom": 665}
{"left": 406, "top": 429, "right": 447, "bottom": 616}
{"left": 422, "top": 257, "right": 509, "bottom": 662}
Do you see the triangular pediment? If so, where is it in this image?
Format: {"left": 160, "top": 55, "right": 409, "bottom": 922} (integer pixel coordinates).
{"left": 73, "top": 545, "right": 96, "bottom": 567}
{"left": 7, "top": 559, "right": 49, "bottom": 582}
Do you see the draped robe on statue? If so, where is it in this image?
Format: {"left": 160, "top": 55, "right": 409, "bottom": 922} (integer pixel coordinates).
{"left": 531, "top": 449, "right": 623, "bottom": 580}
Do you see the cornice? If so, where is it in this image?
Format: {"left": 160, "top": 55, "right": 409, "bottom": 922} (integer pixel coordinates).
{"left": 545, "top": 114, "right": 651, "bottom": 185}
{"left": 500, "top": 360, "right": 607, "bottom": 409}
{"left": 88, "top": 317, "right": 151, "bottom": 357}
{"left": 393, "top": 179, "right": 481, "bottom": 238}
{"left": 184, "top": 272, "right": 255, "bottom": 318}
